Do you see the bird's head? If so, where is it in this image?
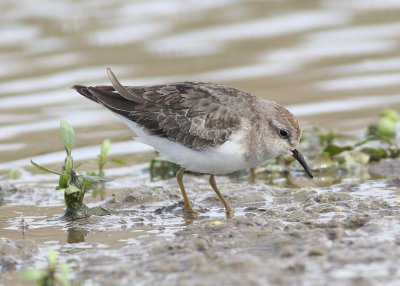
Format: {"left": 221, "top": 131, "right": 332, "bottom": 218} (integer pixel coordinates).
{"left": 265, "top": 102, "right": 313, "bottom": 178}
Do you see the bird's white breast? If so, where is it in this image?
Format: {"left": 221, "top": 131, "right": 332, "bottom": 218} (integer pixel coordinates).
{"left": 119, "top": 117, "right": 251, "bottom": 174}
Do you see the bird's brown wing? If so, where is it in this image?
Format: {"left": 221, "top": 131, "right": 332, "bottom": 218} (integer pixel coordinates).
{"left": 73, "top": 69, "right": 253, "bottom": 151}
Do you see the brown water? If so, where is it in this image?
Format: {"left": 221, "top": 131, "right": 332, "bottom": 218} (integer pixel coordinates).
{"left": 1, "top": 1, "right": 400, "bottom": 285}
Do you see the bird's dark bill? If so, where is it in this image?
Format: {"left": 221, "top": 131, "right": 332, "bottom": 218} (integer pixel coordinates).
{"left": 291, "top": 149, "right": 313, "bottom": 178}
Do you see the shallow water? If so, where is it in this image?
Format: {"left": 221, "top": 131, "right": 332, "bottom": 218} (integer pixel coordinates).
{"left": 1, "top": 0, "right": 400, "bottom": 285}
{"left": 1, "top": 0, "right": 400, "bottom": 166}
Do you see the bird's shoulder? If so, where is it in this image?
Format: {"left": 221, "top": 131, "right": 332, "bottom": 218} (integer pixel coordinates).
{"left": 125, "top": 81, "right": 255, "bottom": 108}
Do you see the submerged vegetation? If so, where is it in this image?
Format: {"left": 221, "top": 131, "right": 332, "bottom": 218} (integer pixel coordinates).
{"left": 20, "top": 248, "right": 76, "bottom": 286}
{"left": 306, "top": 108, "right": 398, "bottom": 168}
{"left": 87, "top": 139, "right": 127, "bottom": 178}
{"left": 149, "top": 154, "right": 180, "bottom": 181}
{"left": 31, "top": 121, "right": 110, "bottom": 221}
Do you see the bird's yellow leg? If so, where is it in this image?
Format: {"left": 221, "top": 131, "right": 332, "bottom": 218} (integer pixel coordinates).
{"left": 209, "top": 174, "right": 234, "bottom": 214}
{"left": 176, "top": 168, "right": 198, "bottom": 214}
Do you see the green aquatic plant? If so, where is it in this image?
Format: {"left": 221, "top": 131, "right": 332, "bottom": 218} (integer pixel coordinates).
{"left": 377, "top": 108, "right": 399, "bottom": 136}
{"left": 365, "top": 108, "right": 399, "bottom": 146}
{"left": 96, "top": 139, "right": 111, "bottom": 177}
{"left": 256, "top": 108, "right": 399, "bottom": 182}
{"left": 149, "top": 152, "right": 180, "bottom": 181}
{"left": 314, "top": 108, "right": 399, "bottom": 165}
{"left": 355, "top": 108, "right": 399, "bottom": 161}
{"left": 8, "top": 168, "right": 22, "bottom": 180}
{"left": 87, "top": 139, "right": 127, "bottom": 178}
{"left": 31, "top": 121, "right": 110, "bottom": 221}
{"left": 20, "top": 248, "right": 77, "bottom": 286}
{"left": 85, "top": 139, "right": 127, "bottom": 200}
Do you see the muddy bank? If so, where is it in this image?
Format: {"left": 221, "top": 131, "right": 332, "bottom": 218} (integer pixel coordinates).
{"left": 1, "top": 176, "right": 396, "bottom": 285}
{"left": 0, "top": 238, "right": 36, "bottom": 272}
{"left": 1, "top": 166, "right": 400, "bottom": 286}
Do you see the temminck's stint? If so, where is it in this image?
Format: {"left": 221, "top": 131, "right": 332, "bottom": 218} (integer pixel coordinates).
{"left": 73, "top": 68, "right": 313, "bottom": 214}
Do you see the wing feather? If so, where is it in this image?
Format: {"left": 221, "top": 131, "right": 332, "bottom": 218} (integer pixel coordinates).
{"left": 74, "top": 69, "right": 253, "bottom": 151}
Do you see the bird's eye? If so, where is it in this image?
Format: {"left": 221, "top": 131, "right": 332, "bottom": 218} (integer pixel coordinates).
{"left": 279, "top": 129, "right": 289, "bottom": 138}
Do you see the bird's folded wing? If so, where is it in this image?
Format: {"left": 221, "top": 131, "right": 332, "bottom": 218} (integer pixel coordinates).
{"left": 76, "top": 81, "right": 248, "bottom": 151}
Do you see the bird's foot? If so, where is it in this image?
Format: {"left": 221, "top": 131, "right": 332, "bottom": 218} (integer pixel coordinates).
{"left": 183, "top": 206, "right": 200, "bottom": 215}
{"left": 225, "top": 207, "right": 234, "bottom": 219}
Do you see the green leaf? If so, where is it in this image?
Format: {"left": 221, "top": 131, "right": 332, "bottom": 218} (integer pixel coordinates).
{"left": 60, "top": 121, "right": 75, "bottom": 155}
{"left": 109, "top": 158, "right": 128, "bottom": 165}
{"left": 79, "top": 174, "right": 113, "bottom": 183}
{"left": 380, "top": 108, "right": 399, "bottom": 123}
{"left": 377, "top": 117, "right": 396, "bottom": 137}
{"left": 31, "top": 160, "right": 60, "bottom": 175}
{"left": 58, "top": 170, "right": 70, "bottom": 189}
{"left": 100, "top": 139, "right": 111, "bottom": 157}
{"left": 8, "top": 168, "right": 22, "bottom": 180}
{"left": 361, "top": 147, "right": 387, "bottom": 161}
{"left": 48, "top": 248, "right": 58, "bottom": 267}
{"left": 20, "top": 268, "right": 45, "bottom": 281}
{"left": 64, "top": 156, "right": 73, "bottom": 174}
{"left": 323, "top": 145, "right": 353, "bottom": 157}
{"left": 65, "top": 186, "right": 81, "bottom": 194}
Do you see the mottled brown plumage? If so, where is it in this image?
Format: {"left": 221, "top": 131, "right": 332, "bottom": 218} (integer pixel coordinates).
{"left": 74, "top": 77, "right": 255, "bottom": 151}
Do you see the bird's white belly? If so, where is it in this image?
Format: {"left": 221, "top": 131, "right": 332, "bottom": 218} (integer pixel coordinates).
{"left": 120, "top": 117, "right": 250, "bottom": 174}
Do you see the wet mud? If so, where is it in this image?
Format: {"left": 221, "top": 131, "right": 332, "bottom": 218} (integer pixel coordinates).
{"left": 1, "top": 163, "right": 400, "bottom": 286}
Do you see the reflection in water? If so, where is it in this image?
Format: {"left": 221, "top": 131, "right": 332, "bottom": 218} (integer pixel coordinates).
{"left": 67, "top": 227, "right": 88, "bottom": 244}
{"left": 1, "top": 0, "right": 400, "bottom": 166}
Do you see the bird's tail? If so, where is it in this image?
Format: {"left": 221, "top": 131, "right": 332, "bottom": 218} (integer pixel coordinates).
{"left": 72, "top": 85, "right": 100, "bottom": 103}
